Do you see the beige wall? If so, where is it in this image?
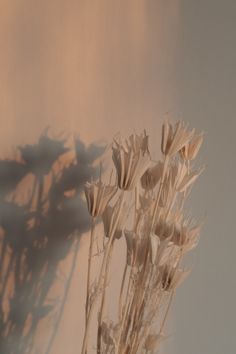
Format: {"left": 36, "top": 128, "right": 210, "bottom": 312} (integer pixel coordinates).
{"left": 0, "top": 0, "right": 179, "bottom": 152}
{"left": 0, "top": 1, "right": 180, "bottom": 353}
{"left": 0, "top": 1, "right": 235, "bottom": 354}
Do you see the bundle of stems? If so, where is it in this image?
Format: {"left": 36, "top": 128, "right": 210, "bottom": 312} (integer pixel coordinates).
{"left": 82, "top": 121, "right": 204, "bottom": 354}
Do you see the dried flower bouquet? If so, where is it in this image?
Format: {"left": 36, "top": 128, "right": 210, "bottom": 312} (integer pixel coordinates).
{"left": 82, "top": 121, "right": 204, "bottom": 354}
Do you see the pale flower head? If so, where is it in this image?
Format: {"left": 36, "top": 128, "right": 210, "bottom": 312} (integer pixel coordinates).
{"left": 141, "top": 161, "right": 163, "bottom": 191}
{"left": 112, "top": 132, "right": 151, "bottom": 190}
{"left": 154, "top": 218, "right": 174, "bottom": 240}
{"left": 171, "top": 221, "right": 202, "bottom": 252}
{"left": 171, "top": 162, "right": 204, "bottom": 193}
{"left": 84, "top": 180, "right": 117, "bottom": 218}
{"left": 124, "top": 230, "right": 148, "bottom": 267}
{"left": 180, "top": 133, "right": 204, "bottom": 160}
{"left": 150, "top": 234, "right": 179, "bottom": 266}
{"left": 158, "top": 169, "right": 174, "bottom": 207}
{"left": 161, "top": 120, "right": 195, "bottom": 157}
{"left": 159, "top": 265, "right": 190, "bottom": 292}
{"left": 102, "top": 197, "right": 127, "bottom": 239}
{"left": 154, "top": 213, "right": 201, "bottom": 253}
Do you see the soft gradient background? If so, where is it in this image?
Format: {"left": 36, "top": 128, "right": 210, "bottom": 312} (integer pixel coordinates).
{"left": 0, "top": 1, "right": 235, "bottom": 353}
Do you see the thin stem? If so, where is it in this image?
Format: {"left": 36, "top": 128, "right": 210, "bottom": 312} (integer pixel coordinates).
{"left": 118, "top": 263, "right": 128, "bottom": 322}
{"left": 85, "top": 217, "right": 96, "bottom": 326}
{"left": 97, "top": 241, "right": 114, "bottom": 353}
{"left": 0, "top": 252, "right": 14, "bottom": 303}
{"left": 0, "top": 239, "right": 7, "bottom": 283}
{"left": 159, "top": 290, "right": 175, "bottom": 334}
{"left": 151, "top": 155, "right": 169, "bottom": 231}
{"left": 115, "top": 263, "right": 134, "bottom": 354}
{"left": 81, "top": 191, "right": 125, "bottom": 354}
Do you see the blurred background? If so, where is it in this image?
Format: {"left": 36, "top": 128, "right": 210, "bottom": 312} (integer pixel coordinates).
{"left": 0, "top": 1, "right": 235, "bottom": 353}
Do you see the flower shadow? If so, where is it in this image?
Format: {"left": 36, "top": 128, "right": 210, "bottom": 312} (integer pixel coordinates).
{"left": 0, "top": 132, "right": 105, "bottom": 354}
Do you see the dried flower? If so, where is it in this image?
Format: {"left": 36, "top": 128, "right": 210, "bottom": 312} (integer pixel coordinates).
{"left": 102, "top": 197, "right": 127, "bottom": 239}
{"left": 161, "top": 121, "right": 195, "bottom": 157}
{"left": 159, "top": 170, "right": 174, "bottom": 207}
{"left": 154, "top": 214, "right": 201, "bottom": 252}
{"left": 150, "top": 234, "right": 179, "bottom": 266}
{"left": 180, "top": 133, "right": 204, "bottom": 160}
{"left": 141, "top": 161, "right": 163, "bottom": 190}
{"left": 112, "top": 132, "right": 151, "bottom": 190}
{"left": 171, "top": 163, "right": 204, "bottom": 193}
{"left": 171, "top": 222, "right": 201, "bottom": 252}
{"left": 124, "top": 230, "right": 147, "bottom": 266}
{"left": 154, "top": 219, "right": 174, "bottom": 241}
{"left": 81, "top": 125, "right": 204, "bottom": 354}
{"left": 180, "top": 169, "right": 204, "bottom": 193}
{"left": 84, "top": 180, "right": 117, "bottom": 218}
{"left": 160, "top": 265, "right": 190, "bottom": 291}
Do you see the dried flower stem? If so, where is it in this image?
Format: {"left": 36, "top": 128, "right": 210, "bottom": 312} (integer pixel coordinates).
{"left": 85, "top": 217, "right": 96, "bottom": 326}
{"left": 150, "top": 156, "right": 169, "bottom": 224}
{"left": 97, "top": 241, "right": 115, "bottom": 353}
{"left": 118, "top": 263, "right": 128, "bottom": 321}
{"left": 82, "top": 124, "right": 204, "bottom": 354}
{"left": 81, "top": 192, "right": 125, "bottom": 354}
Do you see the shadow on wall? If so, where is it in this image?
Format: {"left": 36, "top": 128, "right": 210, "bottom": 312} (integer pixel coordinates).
{"left": 0, "top": 130, "right": 105, "bottom": 354}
